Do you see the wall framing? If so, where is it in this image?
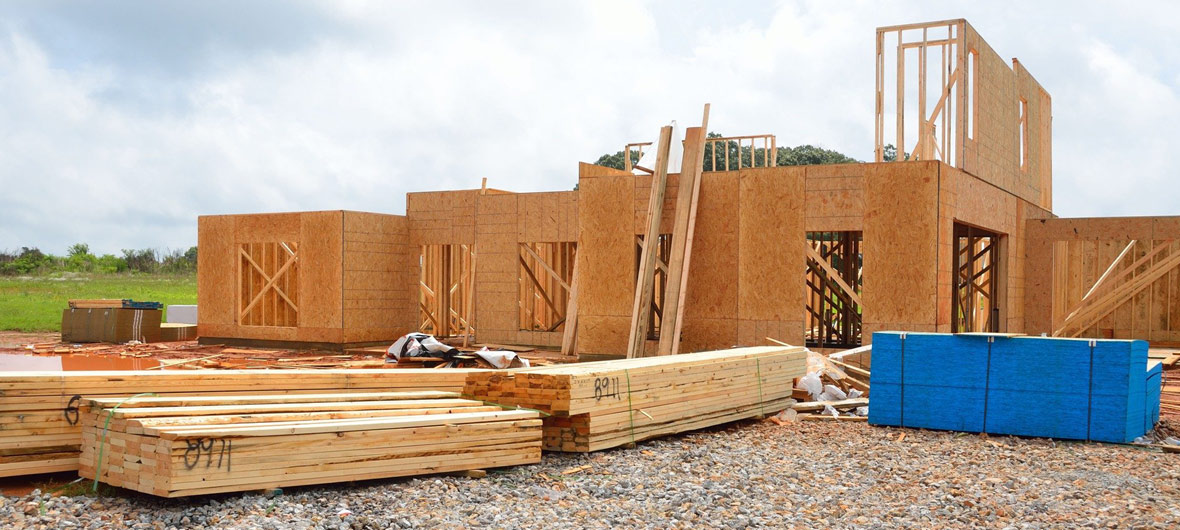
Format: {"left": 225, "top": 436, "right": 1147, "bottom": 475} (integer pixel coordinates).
{"left": 198, "top": 210, "right": 414, "bottom": 348}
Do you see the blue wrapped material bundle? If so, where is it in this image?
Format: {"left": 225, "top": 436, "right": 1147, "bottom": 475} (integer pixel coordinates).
{"left": 868, "top": 332, "right": 1160, "bottom": 443}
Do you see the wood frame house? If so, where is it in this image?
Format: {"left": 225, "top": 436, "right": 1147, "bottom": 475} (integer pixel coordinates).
{"left": 196, "top": 19, "right": 1180, "bottom": 353}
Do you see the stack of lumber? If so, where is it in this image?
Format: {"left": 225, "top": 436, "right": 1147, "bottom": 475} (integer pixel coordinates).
{"left": 869, "top": 332, "right": 1160, "bottom": 443}
{"left": 79, "top": 392, "right": 541, "bottom": 497}
{"left": 69, "top": 299, "right": 164, "bottom": 310}
{"left": 0, "top": 369, "right": 478, "bottom": 478}
{"left": 464, "top": 346, "right": 807, "bottom": 452}
{"left": 1161, "top": 354, "right": 1180, "bottom": 417}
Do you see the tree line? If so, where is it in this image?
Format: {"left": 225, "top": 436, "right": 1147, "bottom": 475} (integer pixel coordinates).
{"left": 594, "top": 132, "right": 862, "bottom": 171}
{"left": 0, "top": 244, "right": 198, "bottom": 275}
{"left": 593, "top": 134, "right": 908, "bottom": 171}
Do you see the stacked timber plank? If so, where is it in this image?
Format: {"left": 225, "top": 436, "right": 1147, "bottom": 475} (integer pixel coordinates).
{"left": 79, "top": 392, "right": 541, "bottom": 497}
{"left": 1162, "top": 354, "right": 1180, "bottom": 418}
{"left": 0, "top": 369, "right": 478, "bottom": 478}
{"left": 464, "top": 345, "right": 807, "bottom": 452}
{"left": 869, "top": 332, "right": 1160, "bottom": 443}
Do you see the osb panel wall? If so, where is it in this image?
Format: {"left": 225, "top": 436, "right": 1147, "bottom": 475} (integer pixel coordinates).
{"left": 473, "top": 194, "right": 520, "bottom": 345}
{"left": 577, "top": 165, "right": 807, "bottom": 355}
{"left": 342, "top": 211, "right": 415, "bottom": 343}
{"left": 805, "top": 163, "right": 865, "bottom": 232}
{"left": 679, "top": 171, "right": 741, "bottom": 353}
{"left": 407, "top": 189, "right": 578, "bottom": 347}
{"left": 1024, "top": 217, "right": 1180, "bottom": 344}
{"left": 961, "top": 21, "right": 1051, "bottom": 211}
{"left": 938, "top": 165, "right": 1052, "bottom": 334}
{"left": 1014, "top": 59, "right": 1052, "bottom": 210}
{"left": 862, "top": 162, "right": 940, "bottom": 340}
{"left": 734, "top": 167, "right": 806, "bottom": 347}
{"left": 197, "top": 211, "right": 345, "bottom": 343}
{"left": 406, "top": 190, "right": 479, "bottom": 246}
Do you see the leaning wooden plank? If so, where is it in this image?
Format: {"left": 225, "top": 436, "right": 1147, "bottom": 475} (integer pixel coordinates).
{"left": 560, "top": 256, "right": 580, "bottom": 356}
{"left": 658, "top": 104, "right": 710, "bottom": 356}
{"left": 627, "top": 125, "right": 674, "bottom": 359}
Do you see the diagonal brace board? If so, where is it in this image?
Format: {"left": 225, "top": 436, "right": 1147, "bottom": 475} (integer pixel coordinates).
{"left": 239, "top": 245, "right": 298, "bottom": 321}
{"left": 805, "top": 245, "right": 864, "bottom": 308}
{"left": 1060, "top": 241, "right": 1180, "bottom": 337}
{"left": 1053, "top": 240, "right": 1135, "bottom": 333}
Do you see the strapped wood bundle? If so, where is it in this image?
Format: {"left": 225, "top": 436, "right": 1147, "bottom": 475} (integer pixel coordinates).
{"left": 464, "top": 346, "right": 807, "bottom": 452}
{"left": 0, "top": 369, "right": 479, "bottom": 478}
{"left": 78, "top": 392, "right": 541, "bottom": 497}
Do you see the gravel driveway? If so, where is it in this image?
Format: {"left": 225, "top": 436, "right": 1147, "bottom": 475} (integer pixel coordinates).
{"left": 3, "top": 419, "right": 1178, "bottom": 529}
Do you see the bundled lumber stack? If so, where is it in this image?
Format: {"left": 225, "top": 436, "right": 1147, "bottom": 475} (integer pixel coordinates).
{"left": 1161, "top": 354, "right": 1180, "bottom": 418}
{"left": 464, "top": 346, "right": 807, "bottom": 452}
{"left": 870, "top": 332, "right": 1161, "bottom": 443}
{"left": 79, "top": 392, "right": 541, "bottom": 497}
{"left": 0, "top": 369, "right": 478, "bottom": 478}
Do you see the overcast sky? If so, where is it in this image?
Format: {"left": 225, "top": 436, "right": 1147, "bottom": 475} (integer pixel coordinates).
{"left": 1, "top": 1, "right": 1177, "bottom": 256}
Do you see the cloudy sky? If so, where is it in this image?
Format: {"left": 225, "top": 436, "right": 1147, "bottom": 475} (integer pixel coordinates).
{"left": 1, "top": 1, "right": 1177, "bottom": 256}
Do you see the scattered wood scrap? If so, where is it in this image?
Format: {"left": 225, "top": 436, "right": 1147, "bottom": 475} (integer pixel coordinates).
{"left": 791, "top": 398, "right": 869, "bottom": 413}
{"left": 465, "top": 345, "right": 807, "bottom": 452}
{"left": 796, "top": 414, "right": 868, "bottom": 422}
{"left": 79, "top": 392, "right": 541, "bottom": 497}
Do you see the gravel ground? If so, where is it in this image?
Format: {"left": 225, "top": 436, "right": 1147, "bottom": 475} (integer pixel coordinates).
{"left": 2, "top": 419, "right": 1178, "bottom": 529}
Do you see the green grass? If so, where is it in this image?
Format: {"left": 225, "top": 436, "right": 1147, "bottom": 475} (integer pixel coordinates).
{"left": 0, "top": 273, "right": 197, "bottom": 332}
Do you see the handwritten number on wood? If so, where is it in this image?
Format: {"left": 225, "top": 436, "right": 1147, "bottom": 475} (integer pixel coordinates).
{"left": 183, "top": 438, "right": 232, "bottom": 471}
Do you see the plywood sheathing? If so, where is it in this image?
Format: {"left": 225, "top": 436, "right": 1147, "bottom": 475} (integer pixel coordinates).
{"left": 862, "top": 162, "right": 940, "bottom": 341}
{"left": 198, "top": 211, "right": 413, "bottom": 347}
{"left": 1024, "top": 216, "right": 1180, "bottom": 344}
{"left": 939, "top": 165, "right": 1052, "bottom": 334}
{"left": 577, "top": 164, "right": 809, "bottom": 356}
{"left": 960, "top": 21, "right": 1052, "bottom": 212}
{"left": 576, "top": 163, "right": 636, "bottom": 355}
{"left": 342, "top": 212, "right": 413, "bottom": 343}
{"left": 409, "top": 187, "right": 577, "bottom": 347}
{"left": 734, "top": 167, "right": 806, "bottom": 348}
{"left": 805, "top": 163, "right": 866, "bottom": 232}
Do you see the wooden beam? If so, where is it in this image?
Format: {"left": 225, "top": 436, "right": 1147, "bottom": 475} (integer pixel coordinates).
{"left": 1055, "top": 241, "right": 1173, "bottom": 336}
{"left": 627, "top": 125, "right": 674, "bottom": 358}
{"left": 1060, "top": 239, "right": 1136, "bottom": 322}
{"left": 660, "top": 104, "right": 710, "bottom": 356}
{"left": 520, "top": 244, "right": 572, "bottom": 292}
{"left": 1063, "top": 246, "right": 1180, "bottom": 337}
{"left": 560, "top": 257, "right": 580, "bottom": 356}
{"left": 519, "top": 256, "right": 561, "bottom": 316}
{"left": 805, "top": 245, "right": 864, "bottom": 308}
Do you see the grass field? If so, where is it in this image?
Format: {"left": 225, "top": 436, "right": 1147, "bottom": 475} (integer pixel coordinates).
{"left": 0, "top": 274, "right": 197, "bottom": 332}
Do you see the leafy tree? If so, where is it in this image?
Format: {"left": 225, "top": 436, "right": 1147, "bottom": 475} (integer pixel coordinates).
{"left": 67, "top": 243, "right": 90, "bottom": 258}
{"left": 1, "top": 247, "right": 54, "bottom": 275}
{"left": 121, "top": 248, "right": 158, "bottom": 273}
{"left": 882, "top": 143, "right": 910, "bottom": 162}
{"left": 593, "top": 149, "right": 643, "bottom": 171}
{"left": 594, "top": 132, "right": 861, "bottom": 173}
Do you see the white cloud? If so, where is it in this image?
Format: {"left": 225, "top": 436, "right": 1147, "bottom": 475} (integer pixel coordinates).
{"left": 0, "top": 1, "right": 1178, "bottom": 255}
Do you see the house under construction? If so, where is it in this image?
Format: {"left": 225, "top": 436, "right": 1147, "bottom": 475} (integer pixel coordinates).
{"left": 196, "top": 18, "right": 1180, "bottom": 356}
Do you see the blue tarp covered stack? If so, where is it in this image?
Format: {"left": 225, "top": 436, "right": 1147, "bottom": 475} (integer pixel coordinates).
{"left": 869, "top": 332, "right": 1161, "bottom": 443}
